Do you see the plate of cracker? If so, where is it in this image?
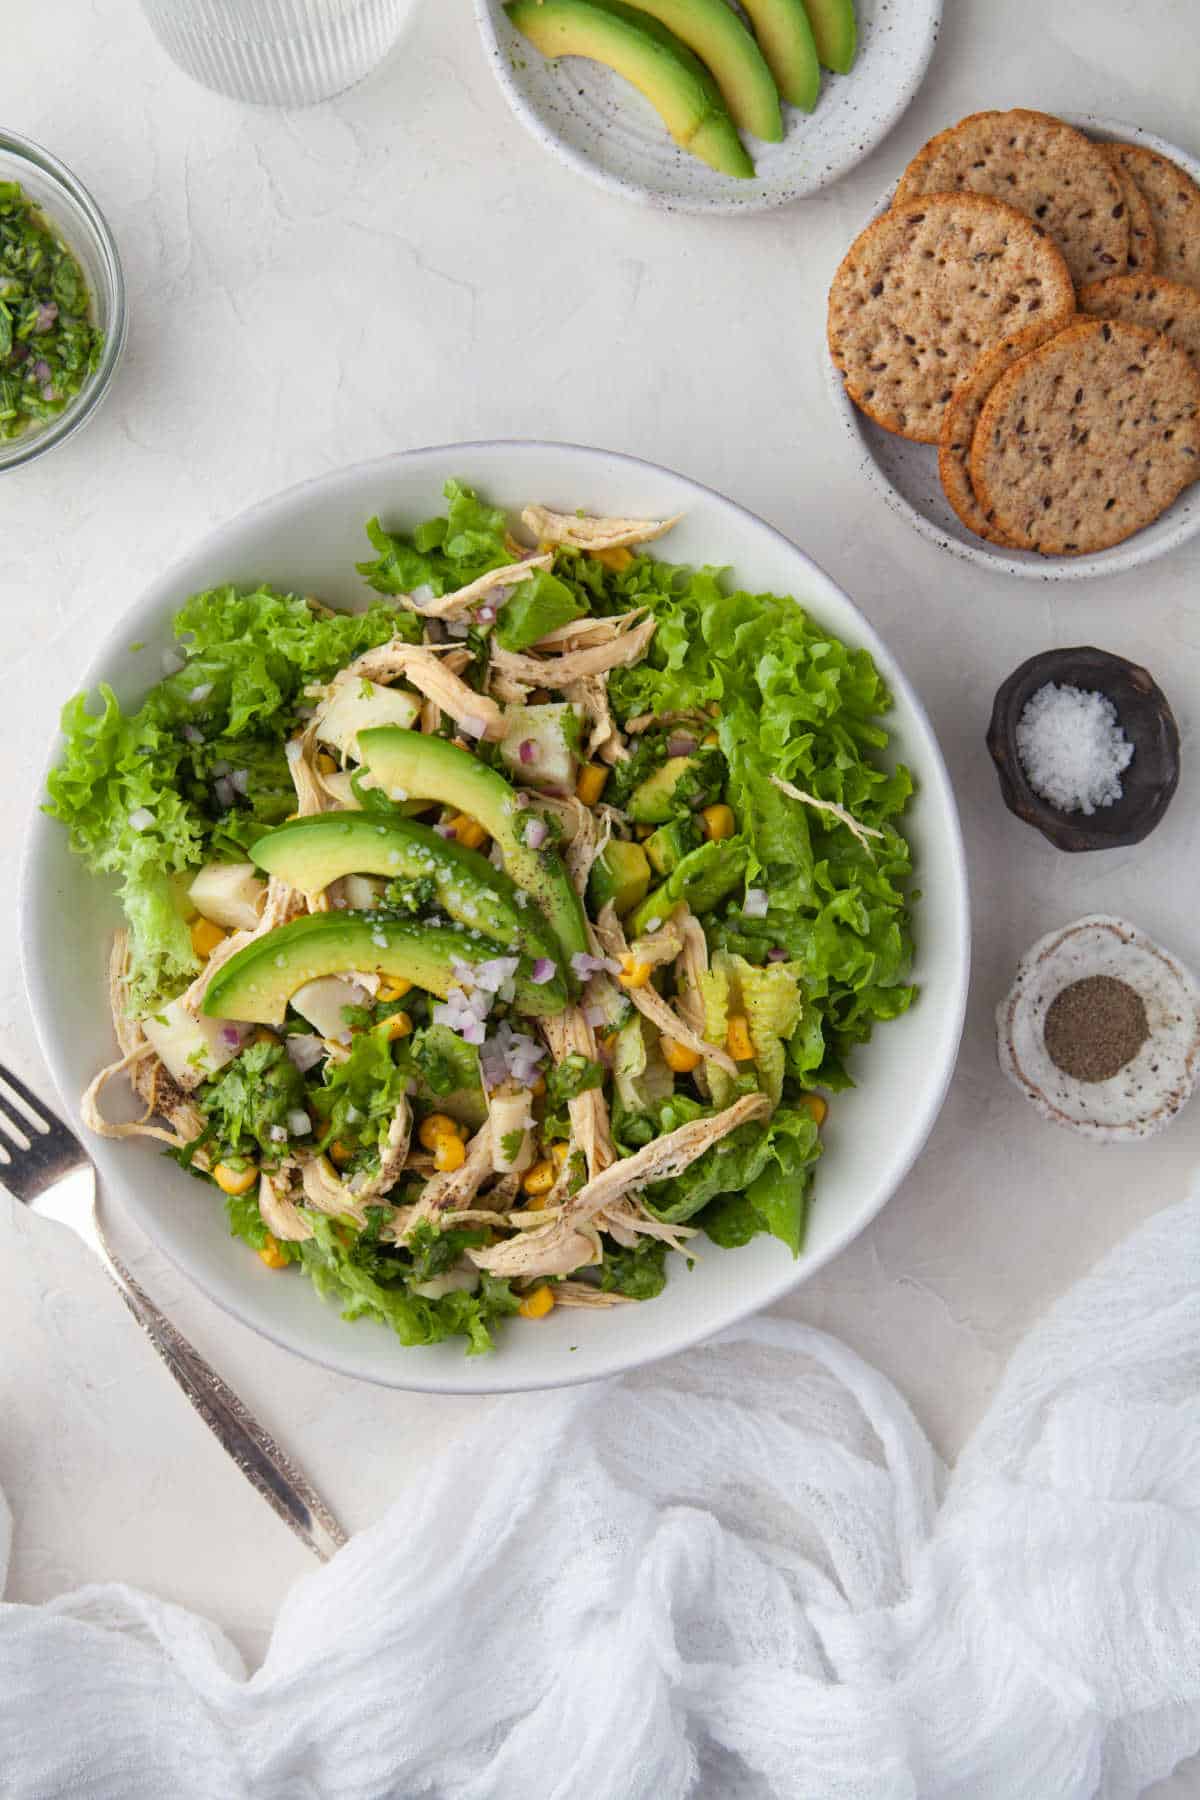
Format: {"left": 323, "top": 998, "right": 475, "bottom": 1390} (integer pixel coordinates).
{"left": 825, "top": 109, "right": 1200, "bottom": 578}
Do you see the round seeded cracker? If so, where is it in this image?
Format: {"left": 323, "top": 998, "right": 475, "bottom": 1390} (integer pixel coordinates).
{"left": 1098, "top": 146, "right": 1158, "bottom": 272}
{"left": 1078, "top": 274, "right": 1200, "bottom": 375}
{"left": 937, "top": 336, "right": 1052, "bottom": 543}
{"left": 827, "top": 193, "right": 1075, "bottom": 444}
{"left": 1104, "top": 143, "right": 1200, "bottom": 289}
{"left": 970, "top": 318, "right": 1200, "bottom": 555}
{"left": 894, "top": 109, "right": 1129, "bottom": 288}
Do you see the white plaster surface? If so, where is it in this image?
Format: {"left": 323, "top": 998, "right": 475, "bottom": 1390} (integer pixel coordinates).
{"left": 2, "top": 3, "right": 1199, "bottom": 1788}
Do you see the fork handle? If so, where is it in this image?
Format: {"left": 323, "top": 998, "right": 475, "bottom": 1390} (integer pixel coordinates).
{"left": 93, "top": 1230, "right": 347, "bottom": 1563}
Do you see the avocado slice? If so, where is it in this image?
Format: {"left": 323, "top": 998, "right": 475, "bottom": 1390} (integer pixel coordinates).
{"left": 629, "top": 838, "right": 750, "bottom": 936}
{"left": 740, "top": 0, "right": 820, "bottom": 110}
{"left": 357, "top": 728, "right": 588, "bottom": 970}
{"left": 203, "top": 914, "right": 567, "bottom": 1025}
{"left": 801, "top": 0, "right": 855, "bottom": 73}
{"left": 249, "top": 813, "right": 560, "bottom": 966}
{"left": 622, "top": 0, "right": 782, "bottom": 141}
{"left": 588, "top": 839, "right": 652, "bottom": 917}
{"left": 506, "top": 0, "right": 755, "bottom": 180}
{"left": 627, "top": 754, "right": 703, "bottom": 824}
{"left": 644, "top": 817, "right": 702, "bottom": 877}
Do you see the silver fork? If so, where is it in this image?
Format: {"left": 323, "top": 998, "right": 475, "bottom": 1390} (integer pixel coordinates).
{"left": 0, "top": 1061, "right": 347, "bottom": 1563}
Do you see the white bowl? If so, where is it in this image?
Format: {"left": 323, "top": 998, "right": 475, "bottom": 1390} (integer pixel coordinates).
{"left": 21, "top": 441, "right": 969, "bottom": 1393}
{"left": 826, "top": 115, "right": 1200, "bottom": 581}
{"left": 474, "top": 0, "right": 942, "bottom": 215}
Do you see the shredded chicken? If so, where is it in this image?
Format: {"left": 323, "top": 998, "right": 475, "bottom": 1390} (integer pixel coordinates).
{"left": 285, "top": 720, "right": 334, "bottom": 819}
{"left": 594, "top": 904, "right": 737, "bottom": 1079}
{"left": 534, "top": 609, "right": 647, "bottom": 654}
{"left": 553, "top": 1282, "right": 638, "bottom": 1309}
{"left": 301, "top": 1154, "right": 369, "bottom": 1227}
{"left": 402, "top": 1125, "right": 494, "bottom": 1234}
{"left": 488, "top": 666, "right": 532, "bottom": 706}
{"left": 565, "top": 674, "right": 627, "bottom": 764}
{"left": 394, "top": 555, "right": 552, "bottom": 621}
{"left": 490, "top": 614, "right": 657, "bottom": 690}
{"left": 628, "top": 923, "right": 684, "bottom": 970}
{"left": 624, "top": 708, "right": 711, "bottom": 735}
{"left": 259, "top": 1161, "right": 313, "bottom": 1243}
{"left": 561, "top": 1092, "right": 768, "bottom": 1228}
{"left": 769, "top": 774, "right": 883, "bottom": 854}
{"left": 467, "top": 1214, "right": 604, "bottom": 1282}
{"left": 81, "top": 934, "right": 210, "bottom": 1153}
{"left": 541, "top": 1004, "right": 615, "bottom": 1181}
{"left": 673, "top": 909, "right": 710, "bottom": 1039}
{"left": 522, "top": 505, "right": 682, "bottom": 551}
{"left": 598, "top": 1195, "right": 697, "bottom": 1254}
{"left": 298, "top": 1095, "right": 413, "bottom": 1226}
{"left": 338, "top": 641, "right": 504, "bottom": 742}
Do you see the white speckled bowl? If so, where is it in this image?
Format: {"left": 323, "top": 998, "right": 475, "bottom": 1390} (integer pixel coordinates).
{"left": 21, "top": 442, "right": 969, "bottom": 1394}
{"left": 474, "top": 0, "right": 942, "bottom": 215}
{"left": 826, "top": 115, "right": 1200, "bottom": 581}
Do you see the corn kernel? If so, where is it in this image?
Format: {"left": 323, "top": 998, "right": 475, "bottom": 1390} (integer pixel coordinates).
{"left": 702, "top": 730, "right": 719, "bottom": 747}
{"left": 376, "top": 976, "right": 412, "bottom": 1003}
{"left": 258, "top": 1235, "right": 289, "bottom": 1270}
{"left": 590, "top": 546, "right": 633, "bottom": 573}
{"left": 213, "top": 1160, "right": 257, "bottom": 1196}
{"left": 249, "top": 1026, "right": 278, "bottom": 1047}
{"left": 315, "top": 752, "right": 338, "bottom": 775}
{"left": 329, "top": 1139, "right": 354, "bottom": 1168}
{"left": 419, "top": 1113, "right": 460, "bottom": 1150}
{"left": 701, "top": 803, "right": 735, "bottom": 842}
{"left": 618, "top": 955, "right": 653, "bottom": 989}
{"left": 726, "top": 1014, "right": 754, "bottom": 1062}
{"left": 518, "top": 1284, "right": 556, "bottom": 1319}
{"left": 433, "top": 1133, "right": 467, "bottom": 1173}
{"left": 523, "top": 1159, "right": 556, "bottom": 1198}
{"left": 190, "top": 917, "right": 227, "bottom": 959}
{"left": 801, "top": 1093, "right": 828, "bottom": 1127}
{"left": 376, "top": 1011, "right": 412, "bottom": 1042}
{"left": 550, "top": 1141, "right": 570, "bottom": 1169}
{"left": 528, "top": 1072, "right": 547, "bottom": 1098}
{"left": 661, "top": 1037, "right": 702, "bottom": 1073}
{"left": 448, "top": 813, "right": 487, "bottom": 850}
{"left": 576, "top": 762, "right": 608, "bottom": 807}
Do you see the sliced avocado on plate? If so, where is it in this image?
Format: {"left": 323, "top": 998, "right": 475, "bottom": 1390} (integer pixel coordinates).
{"left": 505, "top": 0, "right": 755, "bottom": 179}
{"left": 739, "top": 0, "right": 821, "bottom": 111}
{"left": 250, "top": 812, "right": 561, "bottom": 968}
{"left": 801, "top": 0, "right": 856, "bottom": 74}
{"left": 203, "top": 914, "right": 567, "bottom": 1025}
{"left": 620, "top": 0, "right": 782, "bottom": 141}
{"left": 357, "top": 728, "right": 589, "bottom": 971}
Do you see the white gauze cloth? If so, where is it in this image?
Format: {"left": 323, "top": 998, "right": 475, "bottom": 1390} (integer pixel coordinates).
{"left": 4, "top": 1187, "right": 1200, "bottom": 1800}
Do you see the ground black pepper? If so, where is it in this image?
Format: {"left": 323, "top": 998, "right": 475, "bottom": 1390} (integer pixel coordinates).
{"left": 1043, "top": 975, "right": 1149, "bottom": 1083}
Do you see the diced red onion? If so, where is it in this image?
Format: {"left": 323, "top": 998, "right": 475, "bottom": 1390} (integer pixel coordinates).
{"left": 268, "top": 1124, "right": 288, "bottom": 1143}
{"left": 460, "top": 716, "right": 489, "bottom": 739}
{"left": 40, "top": 384, "right": 55, "bottom": 403}
{"left": 285, "top": 1034, "right": 325, "bottom": 1073}
{"left": 743, "top": 888, "right": 769, "bottom": 919}
{"left": 572, "top": 951, "right": 620, "bottom": 980}
{"left": 474, "top": 956, "right": 520, "bottom": 993}
{"left": 181, "top": 723, "right": 204, "bottom": 746}
{"left": 460, "top": 1016, "right": 486, "bottom": 1046}
{"left": 518, "top": 739, "right": 537, "bottom": 765}
{"left": 32, "top": 358, "right": 50, "bottom": 383}
{"left": 213, "top": 776, "right": 235, "bottom": 810}
{"left": 445, "top": 620, "right": 470, "bottom": 640}
{"left": 230, "top": 768, "right": 251, "bottom": 796}
{"left": 434, "top": 823, "right": 456, "bottom": 840}
{"left": 407, "top": 584, "right": 435, "bottom": 609}
{"left": 767, "top": 946, "right": 788, "bottom": 962}
{"left": 523, "top": 817, "right": 548, "bottom": 850}
{"left": 643, "top": 917, "right": 663, "bottom": 934}
{"left": 667, "top": 732, "right": 698, "bottom": 757}
{"left": 287, "top": 1109, "right": 312, "bottom": 1136}
{"left": 34, "top": 302, "right": 58, "bottom": 332}
{"left": 188, "top": 683, "right": 213, "bottom": 705}
{"left": 127, "top": 807, "right": 154, "bottom": 832}
{"left": 161, "top": 648, "right": 186, "bottom": 677}
{"left": 475, "top": 602, "right": 497, "bottom": 624}
{"left": 584, "top": 1005, "right": 607, "bottom": 1028}
{"left": 530, "top": 957, "right": 557, "bottom": 985}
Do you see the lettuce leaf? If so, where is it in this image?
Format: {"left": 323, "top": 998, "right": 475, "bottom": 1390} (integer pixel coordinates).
{"left": 494, "top": 569, "right": 585, "bottom": 651}
{"left": 357, "top": 478, "right": 512, "bottom": 598}
{"left": 648, "top": 1104, "right": 820, "bottom": 1252}
{"left": 700, "top": 951, "right": 804, "bottom": 1109}
{"left": 45, "top": 585, "right": 403, "bottom": 1013}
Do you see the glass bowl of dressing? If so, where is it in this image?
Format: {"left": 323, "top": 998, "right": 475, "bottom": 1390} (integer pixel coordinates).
{"left": 0, "top": 127, "right": 126, "bottom": 473}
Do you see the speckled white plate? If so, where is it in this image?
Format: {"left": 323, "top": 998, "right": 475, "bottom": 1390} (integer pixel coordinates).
{"left": 826, "top": 114, "right": 1200, "bottom": 581}
{"left": 474, "top": 0, "right": 942, "bottom": 215}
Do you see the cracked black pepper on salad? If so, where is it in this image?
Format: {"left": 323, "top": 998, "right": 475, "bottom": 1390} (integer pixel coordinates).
{"left": 0, "top": 181, "right": 103, "bottom": 441}
{"left": 47, "top": 481, "right": 917, "bottom": 1354}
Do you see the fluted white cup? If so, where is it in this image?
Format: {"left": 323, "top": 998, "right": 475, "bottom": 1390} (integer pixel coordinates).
{"left": 138, "top": 0, "right": 414, "bottom": 106}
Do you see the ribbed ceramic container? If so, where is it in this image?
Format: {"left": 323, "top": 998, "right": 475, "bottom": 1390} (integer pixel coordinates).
{"left": 138, "top": 0, "right": 413, "bottom": 106}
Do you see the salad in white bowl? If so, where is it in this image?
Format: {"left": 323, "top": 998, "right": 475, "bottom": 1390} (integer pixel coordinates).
{"left": 47, "top": 480, "right": 917, "bottom": 1356}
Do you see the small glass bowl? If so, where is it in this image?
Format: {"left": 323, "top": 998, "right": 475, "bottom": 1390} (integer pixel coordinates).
{"left": 0, "top": 128, "right": 127, "bottom": 473}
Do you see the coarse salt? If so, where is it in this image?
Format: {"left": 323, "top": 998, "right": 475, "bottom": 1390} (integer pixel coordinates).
{"left": 1015, "top": 683, "right": 1134, "bottom": 816}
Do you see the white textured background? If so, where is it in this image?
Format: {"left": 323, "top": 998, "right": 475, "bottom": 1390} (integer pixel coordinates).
{"left": 3, "top": 4, "right": 1200, "bottom": 1787}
